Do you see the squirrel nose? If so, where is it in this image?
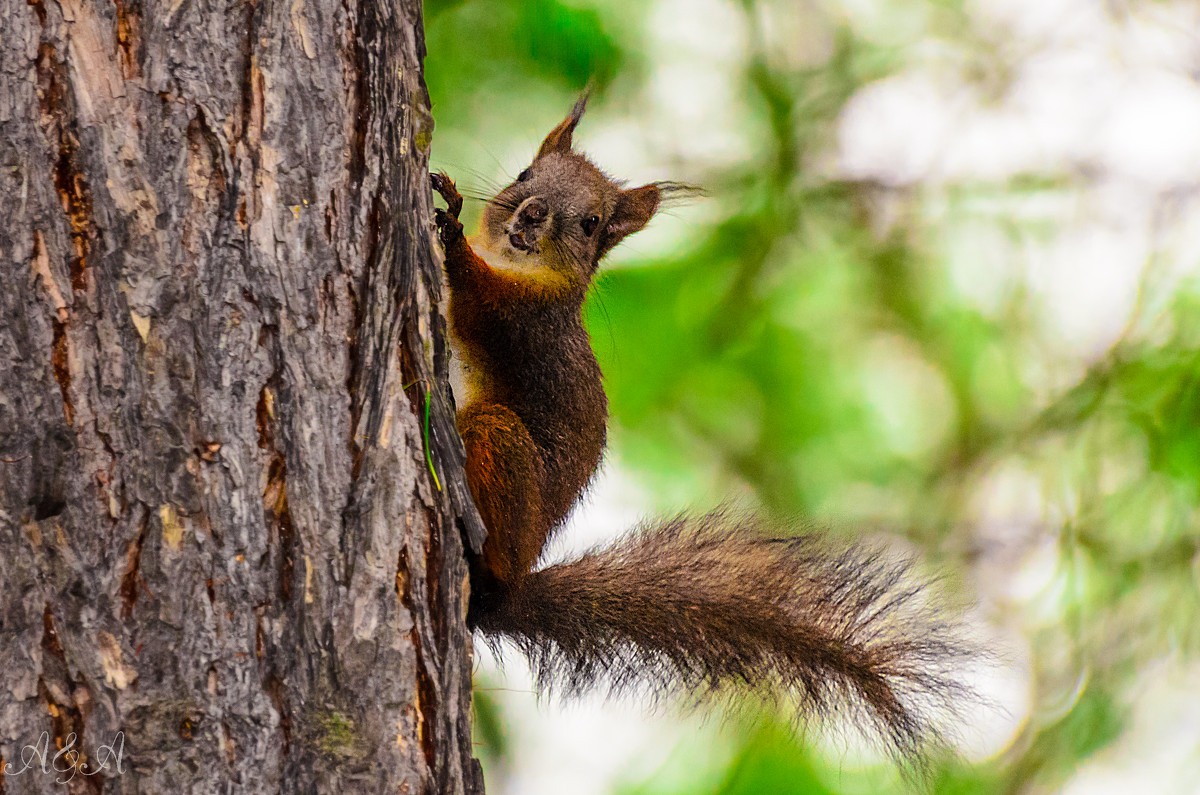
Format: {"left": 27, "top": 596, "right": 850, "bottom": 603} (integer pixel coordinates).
{"left": 515, "top": 197, "right": 548, "bottom": 227}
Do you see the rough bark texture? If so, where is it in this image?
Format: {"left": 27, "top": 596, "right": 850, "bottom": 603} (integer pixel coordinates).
{"left": 0, "top": 0, "right": 485, "bottom": 790}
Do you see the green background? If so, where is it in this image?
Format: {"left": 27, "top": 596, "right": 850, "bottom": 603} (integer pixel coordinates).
{"left": 424, "top": 0, "right": 1200, "bottom": 792}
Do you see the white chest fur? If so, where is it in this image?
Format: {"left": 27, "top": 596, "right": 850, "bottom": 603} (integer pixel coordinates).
{"left": 447, "top": 331, "right": 484, "bottom": 411}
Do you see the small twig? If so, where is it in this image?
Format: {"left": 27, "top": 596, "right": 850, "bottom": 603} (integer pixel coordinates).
{"left": 422, "top": 386, "right": 442, "bottom": 492}
{"left": 403, "top": 378, "right": 442, "bottom": 492}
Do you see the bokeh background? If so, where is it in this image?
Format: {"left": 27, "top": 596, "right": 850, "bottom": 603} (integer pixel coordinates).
{"left": 423, "top": 0, "right": 1200, "bottom": 792}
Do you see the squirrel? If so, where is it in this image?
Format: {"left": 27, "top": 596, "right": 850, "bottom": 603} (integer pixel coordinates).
{"left": 429, "top": 95, "right": 974, "bottom": 771}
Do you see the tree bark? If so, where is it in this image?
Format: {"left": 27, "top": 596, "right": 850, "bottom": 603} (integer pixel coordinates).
{"left": 0, "top": 0, "right": 485, "bottom": 790}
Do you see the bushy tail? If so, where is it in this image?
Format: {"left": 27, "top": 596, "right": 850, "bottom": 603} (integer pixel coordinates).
{"left": 472, "top": 511, "right": 977, "bottom": 770}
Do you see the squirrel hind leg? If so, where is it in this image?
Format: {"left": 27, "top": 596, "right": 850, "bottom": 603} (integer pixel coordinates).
{"left": 458, "top": 403, "right": 547, "bottom": 595}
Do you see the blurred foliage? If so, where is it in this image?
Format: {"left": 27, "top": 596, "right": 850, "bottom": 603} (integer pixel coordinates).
{"left": 620, "top": 721, "right": 837, "bottom": 795}
{"left": 471, "top": 677, "right": 510, "bottom": 772}
{"left": 427, "top": 0, "right": 1200, "bottom": 792}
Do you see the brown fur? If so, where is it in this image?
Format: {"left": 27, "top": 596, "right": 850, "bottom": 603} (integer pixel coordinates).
{"left": 431, "top": 95, "right": 666, "bottom": 596}
{"left": 457, "top": 403, "right": 544, "bottom": 585}
{"left": 431, "top": 99, "right": 975, "bottom": 773}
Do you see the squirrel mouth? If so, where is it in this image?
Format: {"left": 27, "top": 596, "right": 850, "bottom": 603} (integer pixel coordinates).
{"left": 507, "top": 231, "right": 538, "bottom": 253}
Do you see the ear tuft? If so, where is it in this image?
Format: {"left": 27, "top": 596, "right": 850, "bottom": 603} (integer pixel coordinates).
{"left": 600, "top": 183, "right": 661, "bottom": 258}
{"left": 536, "top": 92, "right": 590, "bottom": 159}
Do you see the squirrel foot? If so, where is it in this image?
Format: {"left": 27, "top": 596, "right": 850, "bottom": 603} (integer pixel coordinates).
{"left": 430, "top": 172, "right": 464, "bottom": 246}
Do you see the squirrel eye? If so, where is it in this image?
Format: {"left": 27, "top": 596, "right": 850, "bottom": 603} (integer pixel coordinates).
{"left": 581, "top": 215, "right": 600, "bottom": 236}
{"left": 516, "top": 168, "right": 531, "bottom": 182}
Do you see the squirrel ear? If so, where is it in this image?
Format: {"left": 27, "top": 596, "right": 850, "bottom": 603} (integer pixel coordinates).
{"left": 600, "top": 183, "right": 661, "bottom": 256}
{"left": 536, "top": 92, "right": 589, "bottom": 159}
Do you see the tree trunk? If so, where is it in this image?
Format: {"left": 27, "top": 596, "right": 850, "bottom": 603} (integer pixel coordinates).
{"left": 0, "top": 0, "right": 485, "bottom": 790}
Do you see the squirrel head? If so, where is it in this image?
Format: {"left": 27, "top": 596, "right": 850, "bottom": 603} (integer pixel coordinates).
{"left": 478, "top": 94, "right": 664, "bottom": 291}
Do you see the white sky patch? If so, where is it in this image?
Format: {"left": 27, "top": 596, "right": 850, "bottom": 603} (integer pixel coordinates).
{"left": 478, "top": 639, "right": 711, "bottom": 795}
{"left": 949, "top": 621, "right": 1032, "bottom": 763}
{"left": 839, "top": 0, "right": 1200, "bottom": 371}
{"left": 1097, "top": 72, "right": 1200, "bottom": 185}
{"left": 1025, "top": 213, "right": 1149, "bottom": 358}
{"left": 839, "top": 0, "right": 1200, "bottom": 189}
{"left": 966, "top": 0, "right": 1111, "bottom": 42}
{"left": 838, "top": 71, "right": 971, "bottom": 186}
{"left": 1061, "top": 661, "right": 1200, "bottom": 795}
{"left": 967, "top": 459, "right": 1066, "bottom": 611}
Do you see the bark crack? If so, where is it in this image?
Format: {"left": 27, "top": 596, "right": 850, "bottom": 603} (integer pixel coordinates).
{"left": 183, "top": 109, "right": 228, "bottom": 256}
{"left": 118, "top": 509, "right": 149, "bottom": 620}
{"left": 34, "top": 40, "right": 98, "bottom": 429}
{"left": 396, "top": 545, "right": 438, "bottom": 770}
{"left": 36, "top": 43, "right": 96, "bottom": 293}
{"left": 50, "top": 317, "right": 74, "bottom": 427}
{"left": 237, "top": 0, "right": 260, "bottom": 150}
{"left": 39, "top": 606, "right": 100, "bottom": 794}
{"left": 113, "top": 0, "right": 142, "bottom": 80}
{"left": 345, "top": 189, "right": 382, "bottom": 487}
{"left": 347, "top": 0, "right": 368, "bottom": 204}
{"left": 258, "top": 384, "right": 296, "bottom": 604}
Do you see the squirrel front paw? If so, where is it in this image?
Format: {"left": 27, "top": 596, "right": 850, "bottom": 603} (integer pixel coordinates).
{"left": 430, "top": 172, "right": 465, "bottom": 245}
{"left": 430, "top": 171, "right": 464, "bottom": 217}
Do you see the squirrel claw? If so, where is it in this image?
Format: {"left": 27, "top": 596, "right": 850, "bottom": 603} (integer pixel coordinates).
{"left": 430, "top": 172, "right": 463, "bottom": 219}
{"left": 433, "top": 206, "right": 463, "bottom": 246}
